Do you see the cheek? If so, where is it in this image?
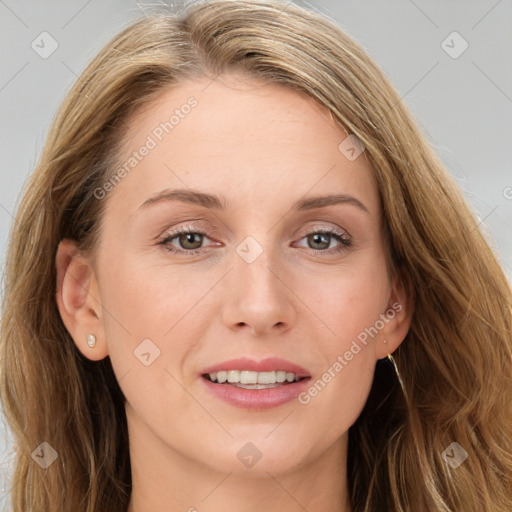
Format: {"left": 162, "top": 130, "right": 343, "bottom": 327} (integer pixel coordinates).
{"left": 97, "top": 247, "right": 221, "bottom": 389}
{"left": 98, "top": 245, "right": 202, "bottom": 335}
{"left": 303, "top": 254, "right": 390, "bottom": 346}
{"left": 96, "top": 251, "right": 206, "bottom": 420}
{"left": 294, "top": 257, "right": 389, "bottom": 428}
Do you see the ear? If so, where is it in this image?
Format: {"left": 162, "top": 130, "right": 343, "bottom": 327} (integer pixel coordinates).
{"left": 375, "top": 267, "right": 414, "bottom": 360}
{"left": 55, "top": 238, "right": 108, "bottom": 361}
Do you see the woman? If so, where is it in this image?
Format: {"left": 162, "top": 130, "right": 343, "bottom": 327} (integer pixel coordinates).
{"left": 1, "top": 1, "right": 511, "bottom": 511}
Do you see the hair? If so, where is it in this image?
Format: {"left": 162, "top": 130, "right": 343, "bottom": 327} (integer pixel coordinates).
{"left": 1, "top": 0, "right": 511, "bottom": 510}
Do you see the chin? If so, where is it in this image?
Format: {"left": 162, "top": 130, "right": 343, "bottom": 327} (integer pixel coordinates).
{"left": 205, "top": 439, "right": 310, "bottom": 477}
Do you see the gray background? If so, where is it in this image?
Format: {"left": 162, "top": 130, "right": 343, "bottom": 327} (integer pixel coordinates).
{"left": 1, "top": 0, "right": 511, "bottom": 507}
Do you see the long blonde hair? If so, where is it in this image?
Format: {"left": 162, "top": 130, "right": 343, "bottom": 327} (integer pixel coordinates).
{"left": 1, "top": 1, "right": 511, "bottom": 510}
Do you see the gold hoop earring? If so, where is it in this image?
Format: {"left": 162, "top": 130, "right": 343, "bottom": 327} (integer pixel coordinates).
{"left": 86, "top": 333, "right": 96, "bottom": 348}
{"left": 387, "top": 353, "right": 405, "bottom": 394}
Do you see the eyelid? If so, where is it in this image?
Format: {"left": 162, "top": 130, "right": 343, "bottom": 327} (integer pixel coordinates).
{"left": 156, "top": 224, "right": 218, "bottom": 254}
{"left": 158, "top": 222, "right": 349, "bottom": 241}
{"left": 157, "top": 220, "right": 353, "bottom": 256}
{"left": 297, "top": 222, "right": 351, "bottom": 239}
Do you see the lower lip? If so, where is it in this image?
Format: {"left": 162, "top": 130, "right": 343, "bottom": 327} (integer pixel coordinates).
{"left": 201, "top": 376, "right": 311, "bottom": 410}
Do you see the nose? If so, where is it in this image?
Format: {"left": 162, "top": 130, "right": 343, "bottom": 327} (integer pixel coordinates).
{"left": 221, "top": 245, "right": 296, "bottom": 336}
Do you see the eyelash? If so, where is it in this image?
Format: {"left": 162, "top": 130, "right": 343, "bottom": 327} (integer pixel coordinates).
{"left": 157, "top": 224, "right": 352, "bottom": 256}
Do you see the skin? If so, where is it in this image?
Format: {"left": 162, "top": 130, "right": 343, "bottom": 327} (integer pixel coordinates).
{"left": 55, "top": 72, "right": 412, "bottom": 512}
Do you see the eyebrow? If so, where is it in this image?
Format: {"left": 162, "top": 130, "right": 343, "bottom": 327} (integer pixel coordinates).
{"left": 138, "top": 188, "right": 369, "bottom": 214}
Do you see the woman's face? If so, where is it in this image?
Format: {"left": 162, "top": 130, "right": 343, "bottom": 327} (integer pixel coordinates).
{"left": 59, "top": 72, "right": 410, "bottom": 479}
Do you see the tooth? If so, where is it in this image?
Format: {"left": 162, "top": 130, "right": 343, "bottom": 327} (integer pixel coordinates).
{"left": 227, "top": 370, "right": 240, "bottom": 383}
{"left": 257, "top": 371, "right": 277, "bottom": 384}
{"left": 276, "top": 371, "right": 286, "bottom": 383}
{"left": 240, "top": 371, "right": 258, "bottom": 384}
{"left": 209, "top": 370, "right": 300, "bottom": 384}
{"left": 233, "top": 383, "right": 280, "bottom": 389}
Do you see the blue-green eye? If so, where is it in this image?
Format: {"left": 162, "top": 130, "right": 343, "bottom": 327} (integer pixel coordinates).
{"left": 158, "top": 226, "right": 211, "bottom": 254}
{"left": 158, "top": 226, "right": 352, "bottom": 256}
{"left": 295, "top": 229, "right": 352, "bottom": 253}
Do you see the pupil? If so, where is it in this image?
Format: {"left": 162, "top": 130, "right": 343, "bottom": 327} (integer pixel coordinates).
{"left": 310, "top": 233, "right": 329, "bottom": 249}
{"left": 181, "top": 233, "right": 202, "bottom": 249}
{"left": 179, "top": 233, "right": 332, "bottom": 251}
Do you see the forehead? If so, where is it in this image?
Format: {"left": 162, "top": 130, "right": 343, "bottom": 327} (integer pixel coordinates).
{"left": 108, "top": 74, "right": 379, "bottom": 217}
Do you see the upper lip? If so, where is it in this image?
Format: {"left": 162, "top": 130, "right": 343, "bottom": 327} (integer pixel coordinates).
{"left": 201, "top": 357, "right": 311, "bottom": 378}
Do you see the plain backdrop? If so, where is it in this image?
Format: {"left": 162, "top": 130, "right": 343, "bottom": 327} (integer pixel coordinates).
{"left": 0, "top": 0, "right": 511, "bottom": 507}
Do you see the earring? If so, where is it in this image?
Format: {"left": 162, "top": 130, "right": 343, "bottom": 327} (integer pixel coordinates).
{"left": 387, "top": 353, "right": 405, "bottom": 394}
{"left": 86, "top": 333, "right": 96, "bottom": 348}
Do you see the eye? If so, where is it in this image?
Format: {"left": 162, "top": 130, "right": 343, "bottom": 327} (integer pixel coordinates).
{"left": 157, "top": 225, "right": 352, "bottom": 256}
{"left": 157, "top": 226, "right": 216, "bottom": 255}
{"left": 294, "top": 227, "right": 352, "bottom": 255}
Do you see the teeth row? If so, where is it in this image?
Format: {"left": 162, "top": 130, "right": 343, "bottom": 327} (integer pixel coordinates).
{"left": 208, "top": 370, "right": 300, "bottom": 384}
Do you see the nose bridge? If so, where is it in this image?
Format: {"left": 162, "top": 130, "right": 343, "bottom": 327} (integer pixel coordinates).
{"left": 222, "top": 234, "right": 295, "bottom": 334}
{"left": 233, "top": 234, "right": 282, "bottom": 300}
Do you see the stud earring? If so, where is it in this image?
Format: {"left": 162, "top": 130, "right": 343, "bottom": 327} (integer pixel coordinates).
{"left": 86, "top": 333, "right": 96, "bottom": 348}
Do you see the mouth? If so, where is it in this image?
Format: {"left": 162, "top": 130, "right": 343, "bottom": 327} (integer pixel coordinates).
{"left": 199, "top": 357, "right": 312, "bottom": 408}
{"left": 200, "top": 371, "right": 312, "bottom": 410}
{"left": 202, "top": 370, "right": 310, "bottom": 389}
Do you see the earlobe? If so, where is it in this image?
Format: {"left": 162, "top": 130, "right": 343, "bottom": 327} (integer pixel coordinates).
{"left": 55, "top": 238, "right": 108, "bottom": 361}
{"left": 376, "top": 268, "right": 414, "bottom": 360}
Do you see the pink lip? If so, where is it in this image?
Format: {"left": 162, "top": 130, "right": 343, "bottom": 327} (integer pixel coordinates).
{"left": 200, "top": 357, "right": 311, "bottom": 378}
{"left": 200, "top": 375, "right": 312, "bottom": 410}
{"left": 199, "top": 357, "right": 312, "bottom": 410}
